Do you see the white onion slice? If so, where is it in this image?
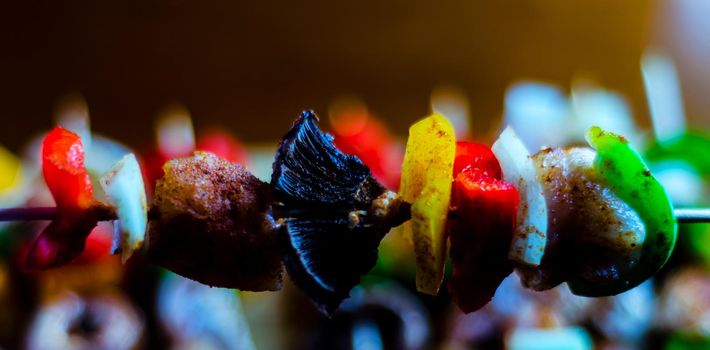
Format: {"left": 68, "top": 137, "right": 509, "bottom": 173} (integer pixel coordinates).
{"left": 492, "top": 126, "right": 548, "bottom": 266}
{"left": 100, "top": 153, "right": 148, "bottom": 263}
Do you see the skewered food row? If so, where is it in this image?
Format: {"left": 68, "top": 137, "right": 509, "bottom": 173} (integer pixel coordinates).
{"left": 0, "top": 109, "right": 685, "bottom": 316}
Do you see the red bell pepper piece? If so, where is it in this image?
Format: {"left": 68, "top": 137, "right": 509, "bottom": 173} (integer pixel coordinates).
{"left": 453, "top": 141, "right": 501, "bottom": 178}
{"left": 25, "top": 216, "right": 99, "bottom": 268}
{"left": 41, "top": 127, "right": 94, "bottom": 211}
{"left": 26, "top": 127, "right": 99, "bottom": 269}
{"left": 448, "top": 142, "right": 518, "bottom": 313}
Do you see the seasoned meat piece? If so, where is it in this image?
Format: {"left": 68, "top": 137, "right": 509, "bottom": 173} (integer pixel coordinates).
{"left": 517, "top": 147, "right": 645, "bottom": 290}
{"left": 148, "top": 152, "right": 283, "bottom": 291}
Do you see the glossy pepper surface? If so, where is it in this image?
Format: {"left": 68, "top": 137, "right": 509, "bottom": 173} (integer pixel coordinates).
{"left": 448, "top": 142, "right": 518, "bottom": 313}
{"left": 568, "top": 126, "right": 678, "bottom": 296}
{"left": 398, "top": 113, "right": 456, "bottom": 295}
{"left": 42, "top": 127, "right": 95, "bottom": 212}
{"left": 26, "top": 127, "right": 100, "bottom": 268}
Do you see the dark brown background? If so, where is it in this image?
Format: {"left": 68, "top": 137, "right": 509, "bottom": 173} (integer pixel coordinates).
{"left": 0, "top": 1, "right": 659, "bottom": 151}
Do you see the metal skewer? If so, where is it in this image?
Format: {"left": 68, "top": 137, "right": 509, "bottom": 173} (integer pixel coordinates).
{"left": 0, "top": 206, "right": 117, "bottom": 222}
{"left": 0, "top": 206, "right": 709, "bottom": 223}
{"left": 0, "top": 207, "right": 59, "bottom": 221}
{"left": 674, "top": 208, "right": 710, "bottom": 224}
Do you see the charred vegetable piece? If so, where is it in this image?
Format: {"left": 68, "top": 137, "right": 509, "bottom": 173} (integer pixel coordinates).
{"left": 492, "top": 126, "right": 548, "bottom": 266}
{"left": 148, "top": 152, "right": 283, "bottom": 291}
{"left": 99, "top": 153, "right": 147, "bottom": 263}
{"left": 26, "top": 127, "right": 100, "bottom": 268}
{"left": 567, "top": 126, "right": 677, "bottom": 296}
{"left": 272, "top": 110, "right": 406, "bottom": 315}
{"left": 448, "top": 142, "right": 518, "bottom": 313}
{"left": 399, "top": 113, "right": 456, "bottom": 295}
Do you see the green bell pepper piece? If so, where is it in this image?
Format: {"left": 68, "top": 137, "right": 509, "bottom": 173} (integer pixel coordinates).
{"left": 567, "top": 126, "right": 678, "bottom": 296}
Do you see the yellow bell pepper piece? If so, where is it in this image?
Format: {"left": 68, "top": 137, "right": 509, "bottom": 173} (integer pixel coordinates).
{"left": 399, "top": 113, "right": 456, "bottom": 295}
{"left": 0, "top": 145, "right": 21, "bottom": 192}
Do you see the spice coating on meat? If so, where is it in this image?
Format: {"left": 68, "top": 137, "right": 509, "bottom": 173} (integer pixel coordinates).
{"left": 148, "top": 151, "right": 284, "bottom": 291}
{"left": 517, "top": 147, "right": 645, "bottom": 290}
